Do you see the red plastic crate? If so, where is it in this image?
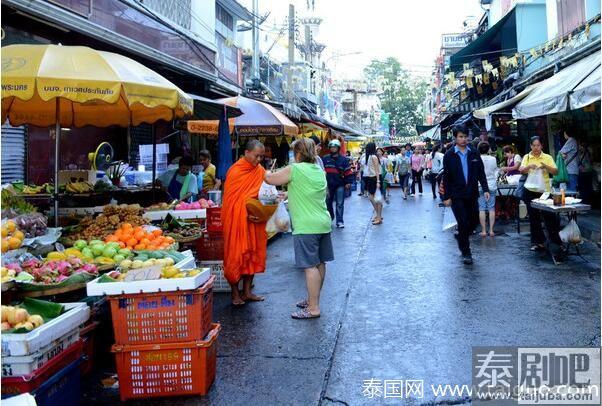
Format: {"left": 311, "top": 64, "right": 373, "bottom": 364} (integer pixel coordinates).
{"left": 112, "top": 323, "right": 220, "bottom": 401}
{"left": 196, "top": 233, "right": 224, "bottom": 261}
{"left": 1, "top": 340, "right": 83, "bottom": 397}
{"left": 206, "top": 207, "right": 222, "bottom": 233}
{"left": 109, "top": 276, "right": 214, "bottom": 346}
{"left": 79, "top": 321, "right": 100, "bottom": 376}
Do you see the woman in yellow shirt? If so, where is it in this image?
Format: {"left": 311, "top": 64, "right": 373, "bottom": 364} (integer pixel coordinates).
{"left": 519, "top": 136, "right": 565, "bottom": 261}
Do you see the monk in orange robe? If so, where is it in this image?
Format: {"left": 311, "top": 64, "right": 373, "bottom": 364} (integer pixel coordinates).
{"left": 222, "top": 140, "right": 267, "bottom": 305}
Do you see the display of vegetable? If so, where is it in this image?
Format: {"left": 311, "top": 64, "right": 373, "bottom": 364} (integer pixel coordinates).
{"left": 1, "top": 188, "right": 37, "bottom": 216}
{"left": 102, "top": 266, "right": 202, "bottom": 282}
{"left": 102, "top": 224, "right": 175, "bottom": 251}
{"left": 68, "top": 239, "right": 133, "bottom": 265}
{"left": 12, "top": 213, "right": 48, "bottom": 238}
{"left": 65, "top": 204, "right": 147, "bottom": 242}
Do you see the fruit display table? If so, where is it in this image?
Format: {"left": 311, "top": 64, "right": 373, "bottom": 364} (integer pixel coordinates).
{"left": 143, "top": 209, "right": 207, "bottom": 222}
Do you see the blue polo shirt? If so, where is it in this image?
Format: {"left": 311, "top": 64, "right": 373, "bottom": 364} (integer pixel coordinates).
{"left": 454, "top": 146, "right": 469, "bottom": 184}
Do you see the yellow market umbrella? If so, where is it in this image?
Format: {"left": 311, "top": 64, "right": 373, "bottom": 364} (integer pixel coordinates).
{"left": 1, "top": 44, "right": 194, "bottom": 223}
{"left": 2, "top": 44, "right": 193, "bottom": 127}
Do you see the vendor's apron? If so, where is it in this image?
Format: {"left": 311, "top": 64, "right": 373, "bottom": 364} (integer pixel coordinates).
{"left": 167, "top": 171, "right": 191, "bottom": 201}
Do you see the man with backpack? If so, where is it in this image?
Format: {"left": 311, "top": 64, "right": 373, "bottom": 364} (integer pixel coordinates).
{"left": 396, "top": 143, "right": 412, "bottom": 200}
{"left": 323, "top": 139, "right": 354, "bottom": 228}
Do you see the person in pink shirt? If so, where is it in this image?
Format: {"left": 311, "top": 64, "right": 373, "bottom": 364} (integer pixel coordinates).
{"left": 410, "top": 148, "right": 425, "bottom": 195}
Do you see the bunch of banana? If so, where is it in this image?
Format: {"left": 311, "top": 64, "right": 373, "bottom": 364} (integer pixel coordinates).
{"left": 22, "top": 185, "right": 45, "bottom": 194}
{"left": 66, "top": 181, "right": 95, "bottom": 194}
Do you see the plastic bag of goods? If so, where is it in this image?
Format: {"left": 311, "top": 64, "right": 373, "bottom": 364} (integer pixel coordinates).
{"left": 442, "top": 207, "right": 457, "bottom": 231}
{"left": 559, "top": 219, "right": 582, "bottom": 244}
{"left": 258, "top": 182, "right": 279, "bottom": 204}
{"left": 269, "top": 201, "right": 291, "bottom": 233}
{"left": 374, "top": 189, "right": 384, "bottom": 204}
{"left": 524, "top": 169, "right": 546, "bottom": 193}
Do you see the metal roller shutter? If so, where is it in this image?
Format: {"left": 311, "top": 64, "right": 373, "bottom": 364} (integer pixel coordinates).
{"left": 1, "top": 124, "right": 27, "bottom": 183}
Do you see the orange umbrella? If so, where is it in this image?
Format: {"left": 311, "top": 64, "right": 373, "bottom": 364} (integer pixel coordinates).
{"left": 187, "top": 96, "right": 298, "bottom": 137}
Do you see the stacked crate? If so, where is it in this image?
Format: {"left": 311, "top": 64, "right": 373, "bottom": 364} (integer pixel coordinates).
{"left": 108, "top": 276, "right": 219, "bottom": 401}
{"left": 197, "top": 207, "right": 230, "bottom": 292}
{"left": 1, "top": 302, "right": 90, "bottom": 405}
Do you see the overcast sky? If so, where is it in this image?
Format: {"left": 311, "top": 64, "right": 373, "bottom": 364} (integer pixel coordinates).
{"left": 240, "top": 0, "right": 484, "bottom": 80}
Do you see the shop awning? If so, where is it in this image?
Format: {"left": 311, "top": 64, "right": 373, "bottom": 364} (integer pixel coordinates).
{"left": 450, "top": 9, "right": 517, "bottom": 70}
{"left": 188, "top": 94, "right": 243, "bottom": 120}
{"left": 473, "top": 83, "right": 539, "bottom": 119}
{"left": 513, "top": 51, "right": 601, "bottom": 119}
{"left": 419, "top": 124, "right": 441, "bottom": 140}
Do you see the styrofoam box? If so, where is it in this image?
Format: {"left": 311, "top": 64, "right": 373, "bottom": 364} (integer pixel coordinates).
{"left": 2, "top": 328, "right": 80, "bottom": 376}
{"left": 143, "top": 209, "right": 206, "bottom": 222}
{"left": 1, "top": 303, "right": 90, "bottom": 357}
{"left": 86, "top": 268, "right": 210, "bottom": 296}
{"left": 176, "top": 250, "right": 196, "bottom": 270}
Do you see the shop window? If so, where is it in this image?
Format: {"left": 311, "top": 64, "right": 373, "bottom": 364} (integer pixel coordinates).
{"left": 217, "top": 4, "right": 234, "bottom": 31}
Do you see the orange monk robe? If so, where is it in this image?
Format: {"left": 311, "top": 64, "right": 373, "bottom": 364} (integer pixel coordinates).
{"left": 222, "top": 158, "right": 267, "bottom": 284}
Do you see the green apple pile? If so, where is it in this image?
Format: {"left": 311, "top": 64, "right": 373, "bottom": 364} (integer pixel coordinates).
{"left": 72, "top": 239, "right": 133, "bottom": 265}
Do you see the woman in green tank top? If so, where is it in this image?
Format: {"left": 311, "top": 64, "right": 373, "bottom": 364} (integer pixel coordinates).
{"left": 264, "top": 138, "right": 333, "bottom": 320}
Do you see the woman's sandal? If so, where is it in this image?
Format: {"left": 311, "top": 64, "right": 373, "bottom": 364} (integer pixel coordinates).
{"left": 296, "top": 299, "right": 309, "bottom": 309}
{"left": 530, "top": 244, "right": 545, "bottom": 251}
{"left": 291, "top": 309, "right": 320, "bottom": 319}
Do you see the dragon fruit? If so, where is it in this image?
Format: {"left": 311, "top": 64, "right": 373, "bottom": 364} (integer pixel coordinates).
{"left": 56, "top": 275, "right": 69, "bottom": 283}
{"left": 5, "top": 263, "right": 22, "bottom": 273}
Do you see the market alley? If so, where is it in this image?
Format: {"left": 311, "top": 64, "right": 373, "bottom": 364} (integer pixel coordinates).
{"left": 85, "top": 190, "right": 601, "bottom": 405}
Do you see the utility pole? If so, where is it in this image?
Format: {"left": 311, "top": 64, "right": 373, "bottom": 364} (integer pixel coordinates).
{"left": 305, "top": 24, "right": 312, "bottom": 94}
{"left": 287, "top": 3, "right": 295, "bottom": 103}
{"left": 251, "top": 0, "right": 260, "bottom": 87}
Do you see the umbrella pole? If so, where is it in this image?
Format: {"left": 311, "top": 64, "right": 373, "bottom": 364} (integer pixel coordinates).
{"left": 152, "top": 124, "right": 157, "bottom": 203}
{"left": 54, "top": 100, "right": 60, "bottom": 227}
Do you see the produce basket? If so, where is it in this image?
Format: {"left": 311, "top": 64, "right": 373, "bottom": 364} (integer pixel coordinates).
{"left": 2, "top": 328, "right": 80, "bottom": 377}
{"left": 199, "top": 261, "right": 234, "bottom": 293}
{"left": 112, "top": 323, "right": 220, "bottom": 401}
{"left": 32, "top": 357, "right": 83, "bottom": 406}
{"left": 165, "top": 232, "right": 203, "bottom": 244}
{"left": 1, "top": 340, "right": 83, "bottom": 397}
{"left": 1, "top": 302, "right": 90, "bottom": 357}
{"left": 108, "top": 276, "right": 214, "bottom": 345}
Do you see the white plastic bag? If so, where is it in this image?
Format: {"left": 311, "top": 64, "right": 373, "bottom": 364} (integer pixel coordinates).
{"left": 374, "top": 189, "right": 384, "bottom": 204}
{"left": 442, "top": 207, "right": 457, "bottom": 231}
{"left": 559, "top": 219, "right": 582, "bottom": 244}
{"left": 385, "top": 171, "right": 394, "bottom": 184}
{"left": 258, "top": 181, "right": 278, "bottom": 204}
{"left": 524, "top": 169, "right": 546, "bottom": 192}
{"left": 269, "top": 201, "right": 291, "bottom": 233}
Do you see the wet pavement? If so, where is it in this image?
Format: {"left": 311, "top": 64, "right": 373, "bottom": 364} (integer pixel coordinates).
{"left": 83, "top": 189, "right": 600, "bottom": 405}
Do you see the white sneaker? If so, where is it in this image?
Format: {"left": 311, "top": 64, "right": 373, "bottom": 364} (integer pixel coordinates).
{"left": 336, "top": 223, "right": 345, "bottom": 228}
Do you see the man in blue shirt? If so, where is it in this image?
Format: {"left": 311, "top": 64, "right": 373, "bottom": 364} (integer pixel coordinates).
{"left": 442, "top": 125, "right": 490, "bottom": 265}
{"left": 322, "top": 139, "right": 354, "bottom": 228}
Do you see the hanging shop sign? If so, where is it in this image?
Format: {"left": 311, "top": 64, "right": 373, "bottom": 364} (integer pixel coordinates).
{"left": 442, "top": 33, "right": 469, "bottom": 49}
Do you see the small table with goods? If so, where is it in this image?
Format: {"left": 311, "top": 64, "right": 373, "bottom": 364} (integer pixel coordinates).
{"left": 496, "top": 183, "right": 520, "bottom": 233}
{"left": 530, "top": 197, "right": 591, "bottom": 265}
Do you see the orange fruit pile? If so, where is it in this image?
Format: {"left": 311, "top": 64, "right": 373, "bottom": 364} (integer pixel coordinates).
{"left": 104, "top": 223, "right": 174, "bottom": 251}
{"left": 1, "top": 221, "right": 24, "bottom": 253}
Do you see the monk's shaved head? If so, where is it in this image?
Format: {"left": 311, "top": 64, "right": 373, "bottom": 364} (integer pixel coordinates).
{"left": 245, "top": 139, "right": 264, "bottom": 152}
{"left": 244, "top": 139, "right": 265, "bottom": 166}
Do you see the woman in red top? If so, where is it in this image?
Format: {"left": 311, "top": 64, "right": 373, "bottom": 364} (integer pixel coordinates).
{"left": 410, "top": 148, "right": 425, "bottom": 195}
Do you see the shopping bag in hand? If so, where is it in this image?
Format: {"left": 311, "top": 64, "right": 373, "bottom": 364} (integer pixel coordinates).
{"left": 267, "top": 201, "right": 291, "bottom": 233}
{"left": 258, "top": 181, "right": 279, "bottom": 204}
{"left": 559, "top": 219, "right": 582, "bottom": 244}
{"left": 374, "top": 189, "right": 384, "bottom": 204}
{"left": 524, "top": 169, "right": 546, "bottom": 192}
{"left": 442, "top": 207, "right": 457, "bottom": 231}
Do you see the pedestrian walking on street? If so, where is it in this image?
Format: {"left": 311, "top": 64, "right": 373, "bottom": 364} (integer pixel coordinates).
{"left": 578, "top": 140, "right": 595, "bottom": 204}
{"left": 410, "top": 148, "right": 425, "bottom": 196}
{"left": 377, "top": 148, "right": 390, "bottom": 203}
{"left": 363, "top": 142, "right": 383, "bottom": 225}
{"left": 442, "top": 125, "right": 490, "bottom": 265}
{"left": 520, "top": 136, "right": 566, "bottom": 262}
{"left": 323, "top": 139, "right": 354, "bottom": 228}
{"left": 358, "top": 149, "right": 366, "bottom": 197}
{"left": 264, "top": 138, "right": 333, "bottom": 319}
{"left": 477, "top": 141, "right": 498, "bottom": 238}
{"left": 396, "top": 144, "right": 412, "bottom": 199}
{"left": 429, "top": 145, "right": 444, "bottom": 199}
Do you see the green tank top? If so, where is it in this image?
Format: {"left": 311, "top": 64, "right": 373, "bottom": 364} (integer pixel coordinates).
{"left": 288, "top": 163, "right": 332, "bottom": 235}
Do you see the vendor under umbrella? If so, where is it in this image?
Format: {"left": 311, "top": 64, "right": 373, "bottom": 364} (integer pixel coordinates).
{"left": 156, "top": 156, "right": 198, "bottom": 202}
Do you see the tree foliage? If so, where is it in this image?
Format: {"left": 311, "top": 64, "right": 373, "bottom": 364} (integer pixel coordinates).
{"left": 364, "top": 57, "right": 428, "bottom": 136}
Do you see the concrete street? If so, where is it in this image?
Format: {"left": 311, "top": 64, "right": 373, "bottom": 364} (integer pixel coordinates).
{"left": 85, "top": 190, "right": 601, "bottom": 405}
